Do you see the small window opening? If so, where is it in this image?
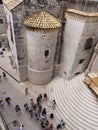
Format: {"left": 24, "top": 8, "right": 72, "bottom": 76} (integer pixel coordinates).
{"left": 0, "top": 0, "right": 2, "bottom": 4}
{"left": 0, "top": 41, "right": 2, "bottom": 48}
{"left": 64, "top": 71, "right": 67, "bottom": 75}
{"left": 79, "top": 59, "right": 85, "bottom": 64}
{"left": 75, "top": 72, "right": 81, "bottom": 75}
{"left": 0, "top": 19, "right": 3, "bottom": 24}
{"left": 44, "top": 50, "right": 49, "bottom": 58}
{"left": 84, "top": 38, "right": 93, "bottom": 50}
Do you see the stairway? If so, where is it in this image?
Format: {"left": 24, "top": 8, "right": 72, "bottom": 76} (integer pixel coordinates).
{"left": 47, "top": 74, "right": 98, "bottom": 130}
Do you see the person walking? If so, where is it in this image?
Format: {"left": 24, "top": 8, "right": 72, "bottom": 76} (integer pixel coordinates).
{"left": 3, "top": 72, "right": 6, "bottom": 78}
{"left": 52, "top": 99, "right": 56, "bottom": 110}
{"left": 24, "top": 103, "right": 29, "bottom": 112}
{"left": 25, "top": 87, "right": 29, "bottom": 95}
{"left": 5, "top": 97, "right": 11, "bottom": 105}
{"left": 18, "top": 123, "right": 24, "bottom": 130}
{"left": 60, "top": 119, "right": 65, "bottom": 128}
{"left": 29, "top": 109, "right": 33, "bottom": 118}
{"left": 0, "top": 100, "right": 4, "bottom": 108}
{"left": 15, "top": 105, "right": 21, "bottom": 113}
{"left": 44, "top": 93, "right": 48, "bottom": 101}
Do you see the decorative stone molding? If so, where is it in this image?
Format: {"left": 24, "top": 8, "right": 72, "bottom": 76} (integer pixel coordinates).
{"left": 66, "top": 9, "right": 98, "bottom": 23}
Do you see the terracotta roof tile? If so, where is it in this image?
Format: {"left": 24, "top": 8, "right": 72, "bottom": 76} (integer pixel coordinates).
{"left": 24, "top": 11, "right": 61, "bottom": 29}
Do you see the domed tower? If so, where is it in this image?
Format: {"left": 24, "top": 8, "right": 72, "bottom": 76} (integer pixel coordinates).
{"left": 24, "top": 11, "right": 61, "bottom": 85}
{"left": 58, "top": 0, "right": 98, "bottom": 79}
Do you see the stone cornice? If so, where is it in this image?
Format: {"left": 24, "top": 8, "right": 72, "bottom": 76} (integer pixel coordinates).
{"left": 67, "top": 9, "right": 98, "bottom": 17}
{"left": 66, "top": 9, "right": 98, "bottom": 23}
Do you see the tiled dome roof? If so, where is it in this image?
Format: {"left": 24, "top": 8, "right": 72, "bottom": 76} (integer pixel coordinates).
{"left": 24, "top": 11, "right": 61, "bottom": 29}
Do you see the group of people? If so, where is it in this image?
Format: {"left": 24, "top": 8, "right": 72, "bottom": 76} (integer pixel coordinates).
{"left": 23, "top": 93, "right": 55, "bottom": 130}
{"left": 0, "top": 87, "right": 65, "bottom": 130}
{"left": 23, "top": 91, "right": 65, "bottom": 130}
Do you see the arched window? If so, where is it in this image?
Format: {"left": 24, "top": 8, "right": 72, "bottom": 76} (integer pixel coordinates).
{"left": 84, "top": 38, "right": 93, "bottom": 50}
{"left": 37, "top": 0, "right": 46, "bottom": 7}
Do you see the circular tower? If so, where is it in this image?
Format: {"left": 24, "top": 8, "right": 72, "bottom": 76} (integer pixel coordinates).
{"left": 24, "top": 11, "right": 61, "bottom": 85}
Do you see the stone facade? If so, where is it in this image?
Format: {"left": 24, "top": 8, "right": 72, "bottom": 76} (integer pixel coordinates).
{"left": 2, "top": 0, "right": 98, "bottom": 84}
{"left": 26, "top": 29, "right": 59, "bottom": 85}
{"left": 0, "top": 4, "right": 7, "bottom": 47}
{"left": 60, "top": 12, "right": 98, "bottom": 79}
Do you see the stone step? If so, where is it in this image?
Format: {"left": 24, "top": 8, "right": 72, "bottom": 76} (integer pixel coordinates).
{"left": 48, "top": 74, "right": 98, "bottom": 130}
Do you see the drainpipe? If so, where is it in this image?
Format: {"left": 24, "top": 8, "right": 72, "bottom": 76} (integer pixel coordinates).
{"left": 57, "top": 0, "right": 68, "bottom": 64}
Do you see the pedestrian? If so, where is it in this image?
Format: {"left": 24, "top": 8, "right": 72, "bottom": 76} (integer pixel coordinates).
{"left": 24, "top": 103, "right": 29, "bottom": 112}
{"left": 29, "top": 109, "right": 33, "bottom": 118}
{"left": 49, "top": 124, "right": 54, "bottom": 130}
{"left": 33, "top": 103, "right": 37, "bottom": 111}
{"left": 3, "top": 72, "right": 6, "bottom": 78}
{"left": 50, "top": 113, "right": 54, "bottom": 119}
{"left": 25, "top": 87, "right": 29, "bottom": 95}
{"left": 30, "top": 98, "right": 34, "bottom": 108}
{"left": 42, "top": 108, "right": 47, "bottom": 116}
{"left": 45, "top": 120, "right": 50, "bottom": 127}
{"left": 18, "top": 123, "right": 24, "bottom": 130}
{"left": 56, "top": 124, "right": 61, "bottom": 130}
{"left": 44, "top": 93, "right": 48, "bottom": 101}
{"left": 0, "top": 100, "right": 4, "bottom": 108}
{"left": 34, "top": 111, "right": 40, "bottom": 120}
{"left": 41, "top": 121, "right": 46, "bottom": 129}
{"left": 37, "top": 96, "right": 41, "bottom": 106}
{"left": 39, "top": 94, "right": 42, "bottom": 101}
{"left": 15, "top": 105, "right": 21, "bottom": 113}
{"left": 0, "top": 51, "right": 4, "bottom": 57}
{"left": 52, "top": 99, "right": 56, "bottom": 110}
{"left": 5, "top": 97, "right": 11, "bottom": 105}
{"left": 38, "top": 105, "right": 42, "bottom": 113}
{"left": 60, "top": 119, "right": 65, "bottom": 128}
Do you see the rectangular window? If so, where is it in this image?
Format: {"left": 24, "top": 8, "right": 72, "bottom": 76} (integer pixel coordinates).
{"left": 79, "top": 59, "right": 84, "bottom": 64}
{"left": 0, "top": 0, "right": 2, "bottom": 4}
{"left": 0, "top": 19, "right": 3, "bottom": 24}
{"left": 44, "top": 50, "right": 49, "bottom": 58}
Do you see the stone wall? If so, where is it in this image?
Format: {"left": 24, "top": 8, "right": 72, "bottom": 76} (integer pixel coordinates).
{"left": 0, "top": 4, "right": 7, "bottom": 47}
{"left": 23, "top": 0, "right": 60, "bottom": 18}
{"left": 60, "top": 12, "right": 98, "bottom": 80}
{"left": 10, "top": 0, "right": 61, "bottom": 82}
{"left": 26, "top": 29, "right": 58, "bottom": 85}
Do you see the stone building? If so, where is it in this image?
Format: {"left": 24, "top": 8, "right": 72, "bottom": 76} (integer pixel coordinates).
{"left": 2, "top": 0, "right": 98, "bottom": 85}
{"left": 0, "top": 0, "right": 8, "bottom": 48}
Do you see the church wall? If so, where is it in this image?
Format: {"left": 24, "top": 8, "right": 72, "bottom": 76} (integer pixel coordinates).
{"left": 60, "top": 13, "right": 85, "bottom": 79}
{"left": 9, "top": 0, "right": 61, "bottom": 82}
{"left": 60, "top": 12, "right": 98, "bottom": 79}
{"left": 0, "top": 5, "right": 6, "bottom": 35}
{"left": 3, "top": 5, "right": 18, "bottom": 68}
{"left": 23, "top": 0, "right": 60, "bottom": 18}
{"left": 12, "top": 4, "right": 29, "bottom": 81}
{"left": 74, "top": 21, "right": 98, "bottom": 74}
{"left": 26, "top": 29, "right": 58, "bottom": 85}
{"left": 0, "top": 4, "right": 7, "bottom": 47}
